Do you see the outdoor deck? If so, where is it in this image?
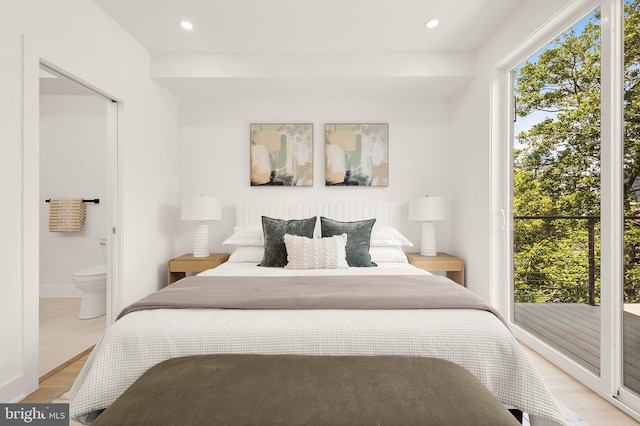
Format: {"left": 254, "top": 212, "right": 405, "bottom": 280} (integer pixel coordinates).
{"left": 515, "top": 303, "right": 640, "bottom": 393}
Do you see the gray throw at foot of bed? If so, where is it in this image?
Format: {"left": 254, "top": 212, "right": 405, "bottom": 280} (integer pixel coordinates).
{"left": 89, "top": 354, "right": 520, "bottom": 426}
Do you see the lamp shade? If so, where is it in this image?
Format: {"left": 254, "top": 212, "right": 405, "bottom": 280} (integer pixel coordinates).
{"left": 181, "top": 195, "right": 222, "bottom": 221}
{"left": 408, "top": 196, "right": 446, "bottom": 222}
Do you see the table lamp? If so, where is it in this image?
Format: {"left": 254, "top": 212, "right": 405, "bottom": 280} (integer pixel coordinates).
{"left": 409, "top": 196, "right": 446, "bottom": 256}
{"left": 181, "top": 195, "right": 222, "bottom": 258}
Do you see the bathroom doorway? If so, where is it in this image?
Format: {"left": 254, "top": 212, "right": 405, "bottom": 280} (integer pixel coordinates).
{"left": 38, "top": 63, "right": 119, "bottom": 378}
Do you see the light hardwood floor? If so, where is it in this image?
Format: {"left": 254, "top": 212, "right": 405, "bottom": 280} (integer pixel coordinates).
{"left": 22, "top": 352, "right": 90, "bottom": 404}
{"left": 39, "top": 297, "right": 105, "bottom": 377}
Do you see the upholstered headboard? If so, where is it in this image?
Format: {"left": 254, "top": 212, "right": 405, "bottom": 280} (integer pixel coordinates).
{"left": 235, "top": 201, "right": 403, "bottom": 229}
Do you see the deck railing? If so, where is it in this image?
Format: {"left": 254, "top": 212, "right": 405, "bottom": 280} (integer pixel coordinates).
{"left": 514, "top": 214, "right": 640, "bottom": 306}
{"left": 514, "top": 215, "right": 599, "bottom": 305}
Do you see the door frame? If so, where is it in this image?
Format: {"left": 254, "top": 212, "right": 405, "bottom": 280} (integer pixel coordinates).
{"left": 39, "top": 58, "right": 123, "bottom": 326}
{"left": 490, "top": 0, "right": 640, "bottom": 419}
{"left": 38, "top": 60, "right": 123, "bottom": 334}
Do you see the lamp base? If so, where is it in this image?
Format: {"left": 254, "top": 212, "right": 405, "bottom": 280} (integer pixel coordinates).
{"left": 420, "top": 222, "right": 437, "bottom": 256}
{"left": 192, "top": 222, "right": 210, "bottom": 258}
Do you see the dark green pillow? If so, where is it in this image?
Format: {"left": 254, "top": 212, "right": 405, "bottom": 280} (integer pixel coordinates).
{"left": 320, "top": 217, "right": 377, "bottom": 267}
{"left": 259, "top": 216, "right": 317, "bottom": 267}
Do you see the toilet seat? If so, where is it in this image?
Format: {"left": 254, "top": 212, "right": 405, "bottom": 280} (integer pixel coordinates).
{"left": 74, "top": 265, "right": 107, "bottom": 278}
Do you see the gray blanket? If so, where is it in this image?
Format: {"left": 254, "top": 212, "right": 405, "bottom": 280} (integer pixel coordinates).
{"left": 90, "top": 354, "right": 521, "bottom": 426}
{"left": 118, "top": 274, "right": 510, "bottom": 330}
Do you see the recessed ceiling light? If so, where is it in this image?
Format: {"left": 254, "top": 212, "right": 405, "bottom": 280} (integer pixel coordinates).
{"left": 180, "top": 20, "right": 194, "bottom": 30}
{"left": 425, "top": 19, "right": 439, "bottom": 29}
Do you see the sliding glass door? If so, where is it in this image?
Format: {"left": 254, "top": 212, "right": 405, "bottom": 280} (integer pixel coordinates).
{"left": 512, "top": 8, "right": 602, "bottom": 377}
{"left": 505, "top": 0, "right": 640, "bottom": 414}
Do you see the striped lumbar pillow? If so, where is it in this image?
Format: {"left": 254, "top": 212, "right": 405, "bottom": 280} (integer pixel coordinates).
{"left": 284, "top": 233, "right": 348, "bottom": 270}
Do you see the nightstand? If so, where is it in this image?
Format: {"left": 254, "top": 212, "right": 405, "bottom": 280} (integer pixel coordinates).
{"left": 167, "top": 253, "right": 230, "bottom": 285}
{"left": 405, "top": 252, "right": 465, "bottom": 286}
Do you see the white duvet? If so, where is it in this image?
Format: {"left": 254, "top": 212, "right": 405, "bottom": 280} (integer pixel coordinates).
{"left": 70, "top": 263, "right": 565, "bottom": 425}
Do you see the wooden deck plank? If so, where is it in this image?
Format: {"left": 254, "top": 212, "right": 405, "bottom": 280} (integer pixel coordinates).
{"left": 515, "top": 306, "right": 600, "bottom": 357}
{"left": 516, "top": 304, "right": 600, "bottom": 346}
{"left": 624, "top": 311, "right": 640, "bottom": 338}
{"left": 516, "top": 303, "right": 640, "bottom": 395}
{"left": 515, "top": 306, "right": 600, "bottom": 353}
{"left": 515, "top": 305, "right": 600, "bottom": 375}
{"left": 623, "top": 312, "right": 640, "bottom": 391}
{"left": 518, "top": 303, "right": 600, "bottom": 334}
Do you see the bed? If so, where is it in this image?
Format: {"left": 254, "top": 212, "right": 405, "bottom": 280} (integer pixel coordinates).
{"left": 69, "top": 201, "right": 566, "bottom": 426}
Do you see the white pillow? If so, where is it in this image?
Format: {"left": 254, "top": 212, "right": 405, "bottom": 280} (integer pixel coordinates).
{"left": 223, "top": 221, "right": 322, "bottom": 246}
{"left": 223, "top": 226, "right": 264, "bottom": 246}
{"left": 224, "top": 222, "right": 411, "bottom": 247}
{"left": 370, "top": 224, "right": 413, "bottom": 247}
{"left": 228, "top": 246, "right": 264, "bottom": 263}
{"left": 369, "top": 246, "right": 409, "bottom": 263}
{"left": 284, "top": 233, "right": 348, "bottom": 270}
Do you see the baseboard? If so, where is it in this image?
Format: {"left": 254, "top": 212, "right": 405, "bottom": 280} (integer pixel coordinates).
{"left": 39, "top": 286, "right": 82, "bottom": 298}
{"left": 39, "top": 346, "right": 94, "bottom": 383}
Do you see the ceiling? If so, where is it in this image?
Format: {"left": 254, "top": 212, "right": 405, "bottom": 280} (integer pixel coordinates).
{"left": 48, "top": 0, "right": 560, "bottom": 100}
{"left": 91, "top": 0, "right": 532, "bottom": 54}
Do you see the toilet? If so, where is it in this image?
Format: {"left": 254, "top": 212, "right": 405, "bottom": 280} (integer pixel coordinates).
{"left": 72, "top": 236, "right": 107, "bottom": 319}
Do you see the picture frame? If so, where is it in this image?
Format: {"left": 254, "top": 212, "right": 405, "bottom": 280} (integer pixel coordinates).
{"left": 250, "top": 123, "right": 313, "bottom": 186}
{"left": 325, "top": 123, "right": 389, "bottom": 186}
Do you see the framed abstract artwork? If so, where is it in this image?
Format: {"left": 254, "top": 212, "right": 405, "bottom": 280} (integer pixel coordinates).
{"left": 325, "top": 123, "right": 389, "bottom": 186}
{"left": 250, "top": 123, "right": 313, "bottom": 186}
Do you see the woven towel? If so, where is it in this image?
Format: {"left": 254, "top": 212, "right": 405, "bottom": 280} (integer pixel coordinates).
{"left": 48, "top": 198, "right": 86, "bottom": 232}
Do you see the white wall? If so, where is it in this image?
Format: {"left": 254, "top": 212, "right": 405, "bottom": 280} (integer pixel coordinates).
{"left": 177, "top": 96, "right": 454, "bottom": 255}
{"left": 39, "top": 95, "right": 108, "bottom": 297}
{"left": 0, "top": 0, "right": 179, "bottom": 402}
{"left": 450, "top": 0, "right": 574, "bottom": 301}
{"left": 449, "top": 78, "right": 489, "bottom": 299}
{"left": 0, "top": 0, "right": 576, "bottom": 405}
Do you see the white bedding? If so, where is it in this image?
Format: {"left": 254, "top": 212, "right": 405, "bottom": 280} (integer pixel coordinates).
{"left": 200, "top": 261, "right": 428, "bottom": 276}
{"left": 70, "top": 263, "right": 565, "bottom": 426}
